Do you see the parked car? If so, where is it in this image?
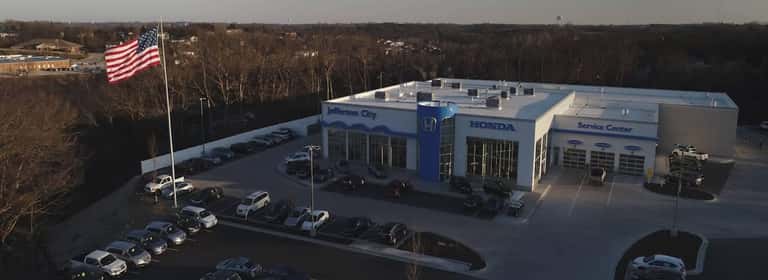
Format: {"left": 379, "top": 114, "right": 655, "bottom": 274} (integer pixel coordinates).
{"left": 103, "top": 241, "right": 152, "bottom": 268}
{"left": 273, "top": 128, "right": 295, "bottom": 139}
{"left": 630, "top": 255, "right": 686, "bottom": 279}
{"left": 59, "top": 263, "right": 105, "bottom": 280}
{"left": 300, "top": 210, "right": 331, "bottom": 232}
{"left": 760, "top": 121, "right": 768, "bottom": 131}
{"left": 483, "top": 180, "right": 512, "bottom": 198}
{"left": 313, "top": 168, "right": 335, "bottom": 183}
{"left": 123, "top": 230, "right": 167, "bottom": 255}
{"left": 389, "top": 179, "right": 414, "bottom": 198}
{"left": 263, "top": 134, "right": 284, "bottom": 145}
{"left": 335, "top": 160, "right": 351, "bottom": 174}
{"left": 367, "top": 164, "right": 388, "bottom": 179}
{"left": 200, "top": 154, "right": 223, "bottom": 165}
{"left": 209, "top": 147, "right": 236, "bottom": 160}
{"left": 145, "top": 221, "right": 187, "bottom": 245}
{"left": 262, "top": 199, "right": 295, "bottom": 224}
{"left": 179, "top": 205, "right": 218, "bottom": 229}
{"left": 672, "top": 144, "right": 709, "bottom": 161}
{"left": 161, "top": 181, "right": 196, "bottom": 199}
{"left": 69, "top": 250, "right": 127, "bottom": 278}
{"left": 250, "top": 136, "right": 274, "bottom": 147}
{"left": 200, "top": 270, "right": 243, "bottom": 280}
{"left": 177, "top": 158, "right": 214, "bottom": 175}
{"left": 144, "top": 175, "right": 184, "bottom": 194}
{"left": 507, "top": 199, "right": 526, "bottom": 217}
{"left": 481, "top": 197, "right": 503, "bottom": 215}
{"left": 215, "top": 257, "right": 262, "bottom": 279}
{"left": 189, "top": 186, "right": 224, "bottom": 205}
{"left": 589, "top": 167, "right": 607, "bottom": 186}
{"left": 463, "top": 194, "right": 484, "bottom": 211}
{"left": 283, "top": 207, "right": 311, "bottom": 227}
{"left": 230, "top": 142, "right": 258, "bottom": 154}
{"left": 285, "top": 152, "right": 311, "bottom": 164}
{"left": 378, "top": 223, "right": 409, "bottom": 245}
{"left": 236, "top": 191, "right": 271, "bottom": 216}
{"left": 338, "top": 175, "right": 366, "bottom": 190}
{"left": 450, "top": 176, "right": 473, "bottom": 194}
{"left": 342, "top": 217, "right": 375, "bottom": 237}
{"left": 270, "top": 131, "right": 292, "bottom": 142}
{"left": 665, "top": 173, "right": 704, "bottom": 188}
{"left": 176, "top": 215, "right": 201, "bottom": 235}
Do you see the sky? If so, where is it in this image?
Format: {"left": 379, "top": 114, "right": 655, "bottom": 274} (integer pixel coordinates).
{"left": 2, "top": 0, "right": 767, "bottom": 25}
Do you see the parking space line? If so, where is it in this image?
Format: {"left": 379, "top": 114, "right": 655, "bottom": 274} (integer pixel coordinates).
{"left": 606, "top": 175, "right": 616, "bottom": 207}
{"left": 520, "top": 184, "right": 551, "bottom": 223}
{"left": 568, "top": 174, "right": 586, "bottom": 217}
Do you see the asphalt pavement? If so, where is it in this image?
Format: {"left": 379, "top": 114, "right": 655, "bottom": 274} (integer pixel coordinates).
{"left": 135, "top": 223, "right": 479, "bottom": 280}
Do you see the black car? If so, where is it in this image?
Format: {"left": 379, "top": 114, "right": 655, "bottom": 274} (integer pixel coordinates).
{"left": 177, "top": 158, "right": 214, "bottom": 175}
{"left": 450, "top": 176, "right": 473, "bottom": 194}
{"left": 230, "top": 142, "right": 257, "bottom": 154}
{"left": 59, "top": 264, "right": 105, "bottom": 280}
{"left": 379, "top": 222, "right": 408, "bottom": 245}
{"left": 463, "top": 194, "right": 484, "bottom": 211}
{"left": 313, "top": 168, "right": 335, "bottom": 183}
{"left": 367, "top": 164, "right": 388, "bottom": 179}
{"left": 339, "top": 175, "right": 366, "bottom": 190}
{"left": 483, "top": 180, "right": 512, "bottom": 198}
{"left": 177, "top": 216, "right": 202, "bottom": 235}
{"left": 342, "top": 217, "right": 375, "bottom": 237}
{"left": 389, "top": 179, "right": 414, "bottom": 198}
{"left": 481, "top": 197, "right": 503, "bottom": 215}
{"left": 209, "top": 147, "right": 236, "bottom": 160}
{"left": 262, "top": 200, "right": 295, "bottom": 224}
{"left": 189, "top": 187, "right": 224, "bottom": 205}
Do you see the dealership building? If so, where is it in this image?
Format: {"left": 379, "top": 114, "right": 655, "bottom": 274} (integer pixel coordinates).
{"left": 320, "top": 78, "right": 737, "bottom": 191}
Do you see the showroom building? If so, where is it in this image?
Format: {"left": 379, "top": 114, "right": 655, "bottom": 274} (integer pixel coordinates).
{"left": 320, "top": 78, "right": 737, "bottom": 191}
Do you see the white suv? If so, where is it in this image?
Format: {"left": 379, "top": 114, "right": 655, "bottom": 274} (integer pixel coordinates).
{"left": 236, "top": 191, "right": 270, "bottom": 216}
{"left": 630, "top": 254, "right": 686, "bottom": 279}
{"left": 672, "top": 144, "right": 708, "bottom": 161}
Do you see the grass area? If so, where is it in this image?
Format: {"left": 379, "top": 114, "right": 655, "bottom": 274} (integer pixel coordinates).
{"left": 399, "top": 232, "right": 486, "bottom": 270}
{"left": 615, "top": 230, "right": 704, "bottom": 280}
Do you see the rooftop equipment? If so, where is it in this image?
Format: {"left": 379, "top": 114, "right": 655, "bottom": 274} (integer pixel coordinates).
{"left": 486, "top": 96, "right": 501, "bottom": 109}
{"left": 451, "top": 82, "right": 461, "bottom": 89}
{"left": 467, "top": 88, "right": 479, "bottom": 97}
{"left": 523, "top": 88, "right": 535, "bottom": 96}
{"left": 374, "top": 91, "right": 388, "bottom": 101}
{"left": 417, "top": 91, "right": 433, "bottom": 102}
{"left": 431, "top": 79, "right": 442, "bottom": 88}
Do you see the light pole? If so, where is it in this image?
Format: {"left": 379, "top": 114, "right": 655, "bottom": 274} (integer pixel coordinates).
{"left": 305, "top": 144, "right": 321, "bottom": 237}
{"left": 669, "top": 153, "right": 684, "bottom": 238}
{"left": 199, "top": 97, "right": 208, "bottom": 155}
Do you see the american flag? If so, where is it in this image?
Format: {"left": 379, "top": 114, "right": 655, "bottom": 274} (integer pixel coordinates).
{"left": 105, "top": 28, "right": 161, "bottom": 84}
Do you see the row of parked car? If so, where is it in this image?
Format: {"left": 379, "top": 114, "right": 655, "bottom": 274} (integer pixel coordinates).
{"left": 61, "top": 205, "right": 219, "bottom": 279}
{"left": 450, "top": 176, "right": 526, "bottom": 217}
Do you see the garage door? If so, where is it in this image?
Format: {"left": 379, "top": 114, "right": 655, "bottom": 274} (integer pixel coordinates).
{"left": 619, "top": 154, "right": 645, "bottom": 176}
{"left": 563, "top": 148, "right": 586, "bottom": 169}
{"left": 590, "top": 151, "right": 615, "bottom": 171}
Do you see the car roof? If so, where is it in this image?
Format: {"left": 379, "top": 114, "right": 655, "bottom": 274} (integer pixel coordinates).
{"left": 106, "top": 241, "right": 136, "bottom": 250}
{"left": 652, "top": 255, "right": 684, "bottom": 265}
{"left": 246, "top": 191, "right": 268, "bottom": 199}
{"left": 146, "top": 221, "right": 172, "bottom": 229}
{"left": 182, "top": 205, "right": 206, "bottom": 213}
{"left": 86, "top": 250, "right": 110, "bottom": 259}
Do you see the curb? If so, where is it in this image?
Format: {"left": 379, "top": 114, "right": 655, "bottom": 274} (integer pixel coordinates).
{"left": 217, "top": 220, "right": 475, "bottom": 275}
{"left": 688, "top": 232, "right": 709, "bottom": 276}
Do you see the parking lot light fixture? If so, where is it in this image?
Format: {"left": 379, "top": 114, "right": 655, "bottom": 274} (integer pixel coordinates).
{"left": 305, "top": 144, "right": 321, "bottom": 237}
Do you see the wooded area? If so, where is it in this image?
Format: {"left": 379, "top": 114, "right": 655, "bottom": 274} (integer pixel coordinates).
{"left": 0, "top": 21, "right": 766, "bottom": 274}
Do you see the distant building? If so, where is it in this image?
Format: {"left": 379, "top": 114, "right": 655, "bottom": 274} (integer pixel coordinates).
{"left": 0, "top": 55, "right": 71, "bottom": 73}
{"left": 0, "top": 32, "right": 18, "bottom": 39}
{"left": 11, "top": 39, "right": 83, "bottom": 54}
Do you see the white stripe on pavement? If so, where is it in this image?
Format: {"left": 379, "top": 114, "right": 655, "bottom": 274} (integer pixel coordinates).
{"left": 568, "top": 174, "right": 586, "bottom": 217}
{"left": 606, "top": 175, "right": 616, "bottom": 207}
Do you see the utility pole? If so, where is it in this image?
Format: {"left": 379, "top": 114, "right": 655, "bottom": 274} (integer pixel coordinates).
{"left": 306, "top": 144, "right": 321, "bottom": 237}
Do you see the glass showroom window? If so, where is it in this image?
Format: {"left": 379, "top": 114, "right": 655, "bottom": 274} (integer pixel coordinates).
{"left": 347, "top": 131, "right": 368, "bottom": 162}
{"left": 466, "top": 137, "right": 518, "bottom": 180}
{"left": 391, "top": 137, "right": 407, "bottom": 168}
{"left": 327, "top": 128, "right": 347, "bottom": 161}
{"left": 369, "top": 134, "right": 390, "bottom": 166}
{"left": 439, "top": 117, "right": 455, "bottom": 180}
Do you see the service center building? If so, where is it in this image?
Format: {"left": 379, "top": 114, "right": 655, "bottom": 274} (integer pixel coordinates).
{"left": 321, "top": 78, "right": 737, "bottom": 191}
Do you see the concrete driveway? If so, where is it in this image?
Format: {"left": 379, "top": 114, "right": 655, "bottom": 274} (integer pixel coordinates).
{"left": 186, "top": 133, "right": 768, "bottom": 280}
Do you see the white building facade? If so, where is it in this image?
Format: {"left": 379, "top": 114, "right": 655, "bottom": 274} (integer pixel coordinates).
{"left": 321, "top": 78, "right": 737, "bottom": 191}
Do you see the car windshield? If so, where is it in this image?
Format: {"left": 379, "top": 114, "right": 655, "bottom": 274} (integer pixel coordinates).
{"left": 241, "top": 198, "right": 253, "bottom": 204}
{"left": 153, "top": 177, "right": 163, "bottom": 183}
{"left": 181, "top": 210, "right": 194, "bottom": 217}
{"left": 643, "top": 256, "right": 654, "bottom": 262}
{"left": 200, "top": 210, "right": 211, "bottom": 218}
{"left": 100, "top": 255, "right": 116, "bottom": 265}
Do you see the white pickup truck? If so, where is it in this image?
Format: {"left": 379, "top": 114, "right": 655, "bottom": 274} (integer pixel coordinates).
{"left": 69, "top": 250, "right": 128, "bottom": 277}
{"left": 671, "top": 144, "right": 709, "bottom": 161}
{"left": 145, "top": 174, "right": 185, "bottom": 194}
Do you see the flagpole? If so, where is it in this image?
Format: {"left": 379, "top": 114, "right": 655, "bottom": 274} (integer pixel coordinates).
{"left": 158, "top": 19, "right": 178, "bottom": 208}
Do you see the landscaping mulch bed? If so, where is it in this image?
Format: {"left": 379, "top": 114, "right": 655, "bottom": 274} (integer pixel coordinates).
{"left": 398, "top": 232, "right": 486, "bottom": 270}
{"left": 644, "top": 183, "right": 715, "bottom": 201}
{"left": 615, "top": 230, "right": 704, "bottom": 280}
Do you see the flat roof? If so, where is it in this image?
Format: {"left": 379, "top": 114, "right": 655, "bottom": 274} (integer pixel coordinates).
{"left": 327, "top": 81, "right": 570, "bottom": 120}
{"left": 0, "top": 55, "right": 68, "bottom": 64}
{"left": 326, "top": 78, "right": 737, "bottom": 123}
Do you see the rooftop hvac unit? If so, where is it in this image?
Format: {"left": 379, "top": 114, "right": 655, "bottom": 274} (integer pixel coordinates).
{"left": 467, "top": 88, "right": 479, "bottom": 97}
{"left": 417, "top": 91, "right": 433, "bottom": 102}
{"left": 431, "top": 79, "right": 442, "bottom": 88}
{"left": 486, "top": 96, "right": 501, "bottom": 109}
{"left": 523, "top": 88, "right": 535, "bottom": 96}
{"left": 374, "top": 91, "right": 388, "bottom": 100}
{"left": 491, "top": 84, "right": 498, "bottom": 90}
{"left": 451, "top": 82, "right": 461, "bottom": 89}
{"left": 509, "top": 87, "right": 517, "bottom": 96}
{"left": 500, "top": 91, "right": 509, "bottom": 99}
